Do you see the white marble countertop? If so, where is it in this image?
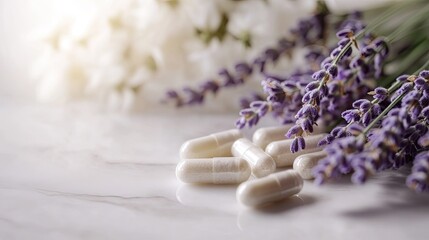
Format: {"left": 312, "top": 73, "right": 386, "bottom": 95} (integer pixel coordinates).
{"left": 1, "top": 97, "right": 429, "bottom": 240}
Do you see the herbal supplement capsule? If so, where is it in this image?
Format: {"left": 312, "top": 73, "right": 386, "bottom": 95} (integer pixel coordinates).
{"left": 176, "top": 157, "right": 251, "bottom": 184}
{"left": 253, "top": 124, "right": 326, "bottom": 149}
{"left": 237, "top": 170, "right": 303, "bottom": 207}
{"left": 180, "top": 129, "right": 243, "bottom": 159}
{"left": 293, "top": 151, "right": 327, "bottom": 180}
{"left": 232, "top": 138, "right": 276, "bottom": 178}
{"left": 265, "top": 133, "right": 327, "bottom": 167}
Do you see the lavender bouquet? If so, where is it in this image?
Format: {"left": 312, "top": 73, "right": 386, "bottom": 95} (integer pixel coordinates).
{"left": 165, "top": 0, "right": 429, "bottom": 192}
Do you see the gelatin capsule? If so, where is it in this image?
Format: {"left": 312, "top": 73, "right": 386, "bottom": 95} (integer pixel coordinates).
{"left": 176, "top": 157, "right": 251, "bottom": 184}
{"left": 265, "top": 134, "right": 327, "bottom": 167}
{"left": 253, "top": 124, "right": 325, "bottom": 149}
{"left": 180, "top": 129, "right": 243, "bottom": 159}
{"left": 293, "top": 151, "right": 327, "bottom": 180}
{"left": 236, "top": 170, "right": 303, "bottom": 207}
{"left": 232, "top": 138, "right": 276, "bottom": 178}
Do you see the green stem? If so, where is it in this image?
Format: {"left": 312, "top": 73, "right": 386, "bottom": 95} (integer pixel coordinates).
{"left": 385, "top": 4, "right": 429, "bottom": 43}
{"left": 380, "top": 40, "right": 429, "bottom": 87}
{"left": 415, "top": 55, "right": 429, "bottom": 72}
{"left": 365, "top": 1, "right": 412, "bottom": 33}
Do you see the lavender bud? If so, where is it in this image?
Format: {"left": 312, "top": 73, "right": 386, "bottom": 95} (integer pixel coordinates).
{"left": 398, "top": 82, "right": 414, "bottom": 94}
{"left": 348, "top": 123, "right": 364, "bottom": 135}
{"left": 327, "top": 82, "right": 339, "bottom": 95}
{"left": 290, "top": 138, "right": 299, "bottom": 153}
{"left": 309, "top": 89, "right": 320, "bottom": 100}
{"left": 235, "top": 63, "right": 252, "bottom": 76}
{"left": 342, "top": 109, "right": 360, "bottom": 123}
{"left": 248, "top": 114, "right": 260, "bottom": 127}
{"left": 265, "top": 48, "right": 280, "bottom": 62}
{"left": 418, "top": 133, "right": 429, "bottom": 147}
{"left": 336, "top": 29, "right": 353, "bottom": 39}
{"left": 362, "top": 46, "right": 376, "bottom": 57}
{"left": 320, "top": 58, "right": 333, "bottom": 69}
{"left": 421, "top": 96, "right": 429, "bottom": 109}
{"left": 419, "top": 70, "right": 429, "bottom": 79}
{"left": 414, "top": 77, "right": 428, "bottom": 90}
{"left": 258, "top": 104, "right": 270, "bottom": 117}
{"left": 250, "top": 101, "right": 264, "bottom": 108}
{"left": 302, "top": 91, "right": 312, "bottom": 103}
{"left": 200, "top": 80, "right": 219, "bottom": 94}
{"left": 286, "top": 125, "right": 303, "bottom": 138}
{"left": 239, "top": 108, "right": 254, "bottom": 116}
{"left": 351, "top": 168, "right": 367, "bottom": 184}
{"left": 338, "top": 38, "right": 351, "bottom": 47}
{"left": 350, "top": 57, "right": 364, "bottom": 68}
{"left": 297, "top": 136, "right": 306, "bottom": 150}
{"left": 166, "top": 90, "right": 179, "bottom": 98}
{"left": 330, "top": 48, "right": 342, "bottom": 59}
{"left": 362, "top": 111, "right": 372, "bottom": 126}
{"left": 396, "top": 75, "right": 409, "bottom": 82}
{"left": 372, "top": 104, "right": 382, "bottom": 115}
{"left": 235, "top": 118, "right": 246, "bottom": 129}
{"left": 305, "top": 81, "right": 320, "bottom": 91}
{"left": 352, "top": 99, "right": 369, "bottom": 108}
{"left": 312, "top": 70, "right": 327, "bottom": 80}
{"left": 360, "top": 101, "right": 372, "bottom": 111}
{"left": 327, "top": 65, "right": 339, "bottom": 78}
{"left": 300, "top": 118, "right": 314, "bottom": 132}
{"left": 421, "top": 106, "right": 429, "bottom": 118}
{"left": 373, "top": 87, "right": 388, "bottom": 101}
{"left": 330, "top": 126, "right": 345, "bottom": 137}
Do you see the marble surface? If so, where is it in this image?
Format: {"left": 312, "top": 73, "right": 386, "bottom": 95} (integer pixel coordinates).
{"left": 1, "top": 98, "right": 429, "bottom": 240}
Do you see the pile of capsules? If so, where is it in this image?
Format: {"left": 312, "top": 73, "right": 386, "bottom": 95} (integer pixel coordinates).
{"left": 176, "top": 125, "right": 327, "bottom": 207}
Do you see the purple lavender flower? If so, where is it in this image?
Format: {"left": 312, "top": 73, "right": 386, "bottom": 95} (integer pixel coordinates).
{"left": 407, "top": 152, "right": 429, "bottom": 192}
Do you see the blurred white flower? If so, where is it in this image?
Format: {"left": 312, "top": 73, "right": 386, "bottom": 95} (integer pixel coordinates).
{"left": 34, "top": 0, "right": 317, "bottom": 111}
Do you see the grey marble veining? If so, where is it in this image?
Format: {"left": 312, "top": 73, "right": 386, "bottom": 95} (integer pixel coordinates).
{"left": 1, "top": 98, "right": 429, "bottom": 240}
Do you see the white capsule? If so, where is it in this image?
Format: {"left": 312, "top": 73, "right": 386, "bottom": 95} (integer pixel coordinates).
{"left": 252, "top": 124, "right": 326, "bottom": 149}
{"left": 176, "top": 157, "right": 251, "bottom": 184}
{"left": 265, "top": 134, "right": 327, "bottom": 167}
{"left": 237, "top": 170, "right": 303, "bottom": 207}
{"left": 293, "top": 151, "right": 327, "bottom": 180}
{"left": 180, "top": 129, "right": 243, "bottom": 159}
{"left": 232, "top": 138, "right": 276, "bottom": 178}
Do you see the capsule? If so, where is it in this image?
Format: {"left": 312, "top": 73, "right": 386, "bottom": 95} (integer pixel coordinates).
{"left": 180, "top": 129, "right": 243, "bottom": 159}
{"left": 265, "top": 134, "right": 327, "bottom": 167}
{"left": 237, "top": 170, "right": 303, "bottom": 207}
{"left": 176, "top": 157, "right": 251, "bottom": 184}
{"left": 232, "top": 138, "right": 276, "bottom": 178}
{"left": 253, "top": 124, "right": 326, "bottom": 149}
{"left": 293, "top": 151, "right": 327, "bottom": 180}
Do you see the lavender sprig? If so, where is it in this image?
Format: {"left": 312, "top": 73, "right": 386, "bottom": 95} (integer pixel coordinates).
{"left": 286, "top": 17, "right": 394, "bottom": 153}
{"left": 313, "top": 69, "right": 429, "bottom": 191}
{"left": 164, "top": 12, "right": 328, "bottom": 108}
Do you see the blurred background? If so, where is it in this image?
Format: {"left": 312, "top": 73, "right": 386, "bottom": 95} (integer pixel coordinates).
{"left": 0, "top": 0, "right": 315, "bottom": 112}
{"left": 0, "top": 0, "right": 92, "bottom": 99}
